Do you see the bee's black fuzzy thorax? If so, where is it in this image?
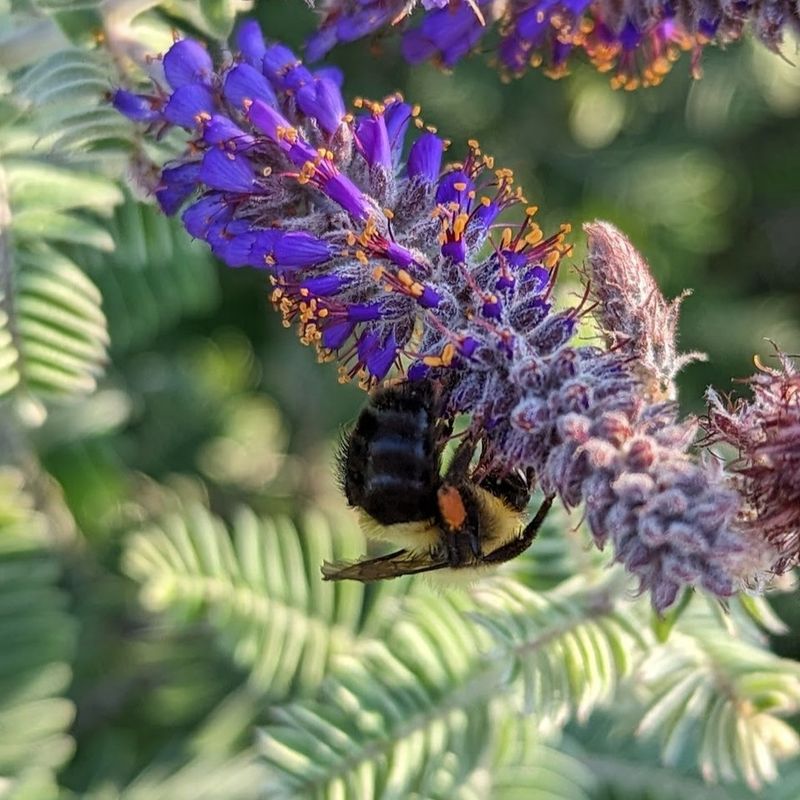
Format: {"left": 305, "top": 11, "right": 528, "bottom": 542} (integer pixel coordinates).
{"left": 339, "top": 381, "right": 442, "bottom": 525}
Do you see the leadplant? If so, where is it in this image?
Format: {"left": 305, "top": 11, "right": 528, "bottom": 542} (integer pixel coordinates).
{"left": 0, "top": 2, "right": 799, "bottom": 799}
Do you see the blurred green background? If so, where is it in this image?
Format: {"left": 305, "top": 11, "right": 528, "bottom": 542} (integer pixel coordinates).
{"left": 1, "top": 1, "right": 800, "bottom": 797}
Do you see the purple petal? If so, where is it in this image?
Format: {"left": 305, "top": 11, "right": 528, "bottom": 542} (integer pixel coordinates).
{"left": 408, "top": 132, "right": 444, "bottom": 182}
{"left": 163, "top": 39, "right": 213, "bottom": 89}
{"left": 347, "top": 303, "right": 383, "bottom": 322}
{"left": 384, "top": 100, "right": 412, "bottom": 163}
{"left": 301, "top": 275, "right": 349, "bottom": 296}
{"left": 155, "top": 162, "right": 200, "bottom": 215}
{"left": 436, "top": 170, "right": 473, "bottom": 205}
{"left": 214, "top": 234, "right": 257, "bottom": 267}
{"left": 322, "top": 320, "right": 354, "bottom": 349}
{"left": 356, "top": 114, "right": 391, "bottom": 169}
{"left": 473, "top": 201, "right": 500, "bottom": 228}
{"left": 442, "top": 239, "right": 467, "bottom": 263}
{"left": 163, "top": 84, "right": 214, "bottom": 128}
{"left": 418, "top": 285, "right": 442, "bottom": 308}
{"left": 306, "top": 27, "right": 339, "bottom": 62}
{"left": 247, "top": 99, "right": 292, "bottom": 141}
{"left": 200, "top": 148, "right": 256, "bottom": 193}
{"left": 407, "top": 362, "right": 430, "bottom": 381}
{"left": 249, "top": 229, "right": 283, "bottom": 267}
{"left": 401, "top": 3, "right": 488, "bottom": 68}
{"left": 182, "top": 195, "right": 231, "bottom": 238}
{"left": 313, "top": 65, "right": 344, "bottom": 87}
{"left": 235, "top": 20, "right": 266, "bottom": 66}
{"left": 262, "top": 45, "right": 312, "bottom": 90}
{"left": 223, "top": 63, "right": 277, "bottom": 110}
{"left": 322, "top": 173, "right": 372, "bottom": 221}
{"left": 202, "top": 115, "right": 253, "bottom": 148}
{"left": 274, "top": 232, "right": 332, "bottom": 269}
{"left": 385, "top": 242, "right": 415, "bottom": 269}
{"left": 365, "top": 331, "right": 398, "bottom": 380}
{"left": 296, "top": 77, "right": 345, "bottom": 134}
{"left": 208, "top": 221, "right": 257, "bottom": 267}
{"left": 112, "top": 90, "right": 161, "bottom": 123}
{"left": 336, "top": 8, "right": 393, "bottom": 42}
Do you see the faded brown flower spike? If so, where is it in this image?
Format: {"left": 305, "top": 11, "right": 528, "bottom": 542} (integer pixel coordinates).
{"left": 706, "top": 348, "right": 800, "bottom": 576}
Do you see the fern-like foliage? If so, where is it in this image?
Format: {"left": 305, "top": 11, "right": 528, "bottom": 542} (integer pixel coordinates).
{"left": 630, "top": 610, "right": 800, "bottom": 790}
{"left": 471, "top": 576, "right": 649, "bottom": 729}
{"left": 123, "top": 504, "right": 393, "bottom": 697}
{"left": 444, "top": 716, "right": 597, "bottom": 800}
{"left": 86, "top": 751, "right": 268, "bottom": 800}
{"left": 0, "top": 55, "right": 119, "bottom": 405}
{"left": 258, "top": 592, "right": 492, "bottom": 800}
{"left": 124, "top": 496, "right": 800, "bottom": 797}
{"left": 18, "top": 48, "right": 133, "bottom": 158}
{"left": 72, "top": 198, "right": 220, "bottom": 353}
{"left": 0, "top": 469, "right": 76, "bottom": 798}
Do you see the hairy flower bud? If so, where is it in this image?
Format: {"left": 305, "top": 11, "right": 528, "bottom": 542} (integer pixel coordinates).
{"left": 584, "top": 221, "right": 705, "bottom": 401}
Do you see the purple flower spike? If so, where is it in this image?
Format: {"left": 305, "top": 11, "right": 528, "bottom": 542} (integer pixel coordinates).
{"left": 115, "top": 25, "right": 570, "bottom": 394}
{"left": 115, "top": 22, "right": 770, "bottom": 612}
{"left": 308, "top": 0, "right": 800, "bottom": 89}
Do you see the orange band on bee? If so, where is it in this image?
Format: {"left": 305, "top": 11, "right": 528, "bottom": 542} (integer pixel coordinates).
{"left": 437, "top": 485, "right": 467, "bottom": 531}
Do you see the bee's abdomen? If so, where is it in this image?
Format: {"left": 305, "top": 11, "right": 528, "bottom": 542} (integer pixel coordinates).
{"left": 342, "top": 385, "right": 441, "bottom": 525}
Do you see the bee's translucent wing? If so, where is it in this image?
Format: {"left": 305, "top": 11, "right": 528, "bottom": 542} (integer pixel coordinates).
{"left": 321, "top": 548, "right": 448, "bottom": 581}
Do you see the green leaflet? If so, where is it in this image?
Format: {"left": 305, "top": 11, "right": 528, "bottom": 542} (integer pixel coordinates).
{"left": 0, "top": 469, "right": 76, "bottom": 797}
{"left": 123, "top": 505, "right": 406, "bottom": 698}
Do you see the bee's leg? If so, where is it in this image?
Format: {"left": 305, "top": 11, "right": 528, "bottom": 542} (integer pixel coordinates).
{"left": 443, "top": 435, "right": 478, "bottom": 483}
{"left": 437, "top": 478, "right": 483, "bottom": 566}
{"left": 480, "top": 495, "right": 555, "bottom": 565}
{"left": 478, "top": 470, "right": 531, "bottom": 512}
{"left": 437, "top": 437, "right": 482, "bottom": 564}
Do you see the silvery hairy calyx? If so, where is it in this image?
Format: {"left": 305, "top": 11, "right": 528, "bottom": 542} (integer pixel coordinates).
{"left": 308, "top": 0, "right": 800, "bottom": 89}
{"left": 114, "top": 21, "right": 776, "bottom": 611}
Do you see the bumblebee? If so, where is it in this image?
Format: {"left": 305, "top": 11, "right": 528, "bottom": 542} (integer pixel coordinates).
{"left": 322, "top": 379, "right": 553, "bottom": 581}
